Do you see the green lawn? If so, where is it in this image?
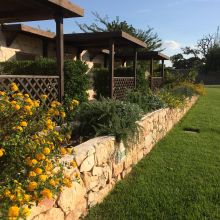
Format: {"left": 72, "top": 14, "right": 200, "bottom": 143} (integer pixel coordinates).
{"left": 85, "top": 87, "right": 220, "bottom": 220}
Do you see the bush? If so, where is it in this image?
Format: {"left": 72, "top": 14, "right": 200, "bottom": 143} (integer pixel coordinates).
{"left": 0, "top": 59, "right": 90, "bottom": 103}
{"left": 0, "top": 58, "right": 56, "bottom": 75}
{"left": 74, "top": 98, "right": 143, "bottom": 147}
{"left": 0, "top": 84, "right": 79, "bottom": 219}
{"left": 165, "top": 69, "right": 198, "bottom": 88}
{"left": 64, "top": 60, "right": 89, "bottom": 102}
{"left": 125, "top": 89, "right": 165, "bottom": 113}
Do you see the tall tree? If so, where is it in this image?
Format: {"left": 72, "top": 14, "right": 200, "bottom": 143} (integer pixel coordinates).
{"left": 76, "top": 12, "right": 162, "bottom": 51}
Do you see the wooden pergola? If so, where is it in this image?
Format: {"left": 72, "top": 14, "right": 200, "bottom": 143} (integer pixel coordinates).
{"left": 0, "top": 0, "right": 84, "bottom": 101}
{"left": 116, "top": 51, "right": 170, "bottom": 89}
{"left": 64, "top": 31, "right": 147, "bottom": 99}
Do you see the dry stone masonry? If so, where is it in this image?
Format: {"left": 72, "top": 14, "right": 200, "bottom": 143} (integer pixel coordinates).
{"left": 28, "top": 96, "right": 198, "bottom": 220}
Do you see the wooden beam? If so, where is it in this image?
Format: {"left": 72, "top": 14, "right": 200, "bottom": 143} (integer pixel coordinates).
{"left": 162, "top": 59, "right": 165, "bottom": 85}
{"left": 133, "top": 48, "right": 137, "bottom": 88}
{"left": 109, "top": 40, "right": 115, "bottom": 99}
{"left": 5, "top": 32, "right": 17, "bottom": 47}
{"left": 55, "top": 16, "right": 64, "bottom": 101}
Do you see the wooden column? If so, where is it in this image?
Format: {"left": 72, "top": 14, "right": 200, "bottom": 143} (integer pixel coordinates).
{"left": 133, "top": 48, "right": 137, "bottom": 88}
{"left": 161, "top": 60, "right": 165, "bottom": 84}
{"left": 150, "top": 58, "right": 154, "bottom": 89}
{"left": 76, "top": 48, "right": 82, "bottom": 60}
{"left": 42, "top": 40, "right": 48, "bottom": 58}
{"left": 109, "top": 40, "right": 115, "bottom": 99}
{"left": 55, "top": 16, "right": 64, "bottom": 101}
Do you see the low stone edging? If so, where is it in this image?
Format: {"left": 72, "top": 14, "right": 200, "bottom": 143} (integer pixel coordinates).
{"left": 28, "top": 96, "right": 198, "bottom": 220}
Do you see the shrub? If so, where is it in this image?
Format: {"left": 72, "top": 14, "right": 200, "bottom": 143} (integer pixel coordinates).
{"left": 0, "top": 59, "right": 90, "bottom": 103}
{"left": 0, "top": 84, "right": 79, "bottom": 219}
{"left": 0, "top": 58, "right": 56, "bottom": 75}
{"left": 74, "top": 98, "right": 143, "bottom": 147}
{"left": 125, "top": 89, "right": 165, "bottom": 113}
{"left": 64, "top": 60, "right": 89, "bottom": 102}
{"left": 157, "top": 89, "right": 184, "bottom": 109}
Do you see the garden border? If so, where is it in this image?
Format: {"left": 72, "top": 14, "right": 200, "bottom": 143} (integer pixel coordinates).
{"left": 28, "top": 96, "right": 198, "bottom": 220}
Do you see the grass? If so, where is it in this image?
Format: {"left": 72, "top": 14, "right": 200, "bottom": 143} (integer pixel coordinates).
{"left": 84, "top": 87, "right": 220, "bottom": 220}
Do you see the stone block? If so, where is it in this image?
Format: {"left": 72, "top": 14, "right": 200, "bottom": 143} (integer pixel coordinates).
{"left": 80, "top": 154, "right": 95, "bottom": 172}
{"left": 57, "top": 182, "right": 86, "bottom": 215}
{"left": 33, "top": 208, "right": 64, "bottom": 220}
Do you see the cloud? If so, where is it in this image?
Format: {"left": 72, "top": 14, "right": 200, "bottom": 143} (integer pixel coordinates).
{"left": 163, "top": 40, "right": 181, "bottom": 50}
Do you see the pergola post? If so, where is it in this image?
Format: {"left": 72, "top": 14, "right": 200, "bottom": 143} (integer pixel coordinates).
{"left": 109, "top": 40, "right": 115, "bottom": 99}
{"left": 42, "top": 39, "right": 48, "bottom": 58}
{"left": 150, "top": 58, "right": 154, "bottom": 89}
{"left": 76, "top": 48, "right": 83, "bottom": 61}
{"left": 133, "top": 48, "right": 137, "bottom": 88}
{"left": 55, "top": 16, "right": 64, "bottom": 101}
{"left": 161, "top": 59, "right": 165, "bottom": 83}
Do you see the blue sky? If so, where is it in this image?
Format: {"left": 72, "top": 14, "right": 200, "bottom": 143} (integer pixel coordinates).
{"left": 25, "top": 0, "right": 220, "bottom": 64}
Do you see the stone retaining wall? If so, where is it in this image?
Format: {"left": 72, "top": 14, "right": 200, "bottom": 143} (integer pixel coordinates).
{"left": 28, "top": 96, "right": 198, "bottom": 220}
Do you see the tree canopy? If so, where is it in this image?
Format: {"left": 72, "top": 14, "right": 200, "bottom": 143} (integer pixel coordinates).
{"left": 76, "top": 12, "right": 162, "bottom": 51}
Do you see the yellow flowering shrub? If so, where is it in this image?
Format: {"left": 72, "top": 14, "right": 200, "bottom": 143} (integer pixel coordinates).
{"left": 0, "top": 84, "right": 79, "bottom": 220}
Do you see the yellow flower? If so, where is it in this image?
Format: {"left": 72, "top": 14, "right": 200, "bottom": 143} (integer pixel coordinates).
{"left": 36, "top": 153, "right": 46, "bottom": 161}
{"left": 33, "top": 100, "right": 40, "bottom": 107}
{"left": 20, "top": 121, "right": 28, "bottom": 127}
{"left": 41, "top": 188, "right": 53, "bottom": 199}
{"left": 23, "top": 194, "right": 31, "bottom": 202}
{"left": 70, "top": 160, "right": 77, "bottom": 168}
{"left": 24, "top": 105, "right": 31, "bottom": 112}
{"left": 0, "top": 91, "right": 6, "bottom": 96}
{"left": 63, "top": 178, "right": 72, "bottom": 188}
{"left": 24, "top": 94, "right": 29, "bottom": 98}
{"left": 10, "top": 83, "right": 19, "bottom": 92}
{"left": 13, "top": 126, "right": 23, "bottom": 132}
{"left": 11, "top": 100, "right": 17, "bottom": 105}
{"left": 29, "top": 171, "right": 36, "bottom": 177}
{"left": 27, "top": 182, "right": 37, "bottom": 191}
{"left": 60, "top": 111, "right": 66, "bottom": 118}
{"left": 22, "top": 207, "right": 30, "bottom": 217}
{"left": 49, "top": 179, "right": 56, "bottom": 187}
{"left": 34, "top": 168, "right": 43, "bottom": 175}
{"left": 71, "top": 99, "right": 79, "bottom": 106}
{"left": 43, "top": 147, "right": 51, "bottom": 155}
{"left": 0, "top": 148, "right": 5, "bottom": 157}
{"left": 4, "top": 189, "right": 11, "bottom": 197}
{"left": 51, "top": 101, "right": 61, "bottom": 108}
{"left": 41, "top": 94, "right": 48, "bottom": 100}
{"left": 45, "top": 119, "right": 54, "bottom": 130}
{"left": 31, "top": 159, "right": 38, "bottom": 165}
{"left": 60, "top": 147, "right": 67, "bottom": 155}
{"left": 14, "top": 104, "right": 21, "bottom": 111}
{"left": 39, "top": 174, "right": 47, "bottom": 182}
{"left": 8, "top": 205, "right": 19, "bottom": 217}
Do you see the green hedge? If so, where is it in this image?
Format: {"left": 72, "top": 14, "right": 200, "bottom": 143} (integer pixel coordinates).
{"left": 0, "top": 58, "right": 89, "bottom": 102}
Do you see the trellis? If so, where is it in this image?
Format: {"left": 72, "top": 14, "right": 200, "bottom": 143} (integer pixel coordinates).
{"left": 150, "top": 77, "right": 164, "bottom": 91}
{"left": 0, "top": 75, "right": 59, "bottom": 103}
{"left": 113, "top": 77, "right": 135, "bottom": 100}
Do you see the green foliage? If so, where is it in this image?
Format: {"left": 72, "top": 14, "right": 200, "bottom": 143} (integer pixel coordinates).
{"left": 125, "top": 89, "right": 165, "bottom": 113}
{"left": 0, "top": 59, "right": 89, "bottom": 103}
{"left": 0, "top": 58, "right": 56, "bottom": 75}
{"left": 64, "top": 60, "right": 89, "bottom": 102}
{"left": 205, "top": 45, "right": 220, "bottom": 72}
{"left": 77, "top": 12, "right": 162, "bottom": 51}
{"left": 165, "top": 69, "right": 198, "bottom": 88}
{"left": 74, "top": 98, "right": 143, "bottom": 147}
{"left": 157, "top": 89, "right": 184, "bottom": 109}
